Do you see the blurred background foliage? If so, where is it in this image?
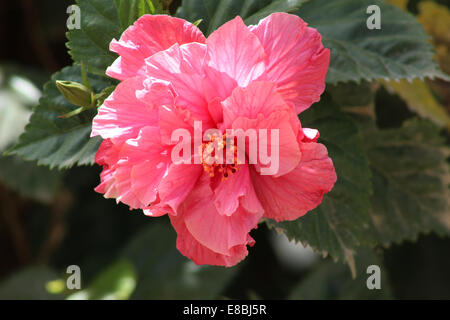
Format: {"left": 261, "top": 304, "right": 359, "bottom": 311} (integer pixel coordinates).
{"left": 0, "top": 0, "right": 449, "bottom": 300}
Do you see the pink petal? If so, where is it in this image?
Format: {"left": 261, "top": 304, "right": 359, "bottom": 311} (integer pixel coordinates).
{"left": 95, "top": 140, "right": 145, "bottom": 209}
{"left": 250, "top": 13, "right": 330, "bottom": 113}
{"left": 96, "top": 127, "right": 171, "bottom": 209}
{"left": 206, "top": 16, "right": 266, "bottom": 87}
{"left": 137, "top": 77, "right": 175, "bottom": 107}
{"left": 202, "top": 65, "right": 238, "bottom": 103}
{"left": 251, "top": 142, "right": 337, "bottom": 222}
{"left": 158, "top": 104, "right": 196, "bottom": 146}
{"left": 92, "top": 77, "right": 167, "bottom": 140}
{"left": 213, "top": 164, "right": 263, "bottom": 216}
{"left": 145, "top": 43, "right": 213, "bottom": 126}
{"left": 106, "top": 15, "right": 206, "bottom": 80}
{"left": 206, "top": 98, "right": 225, "bottom": 126}
{"left": 143, "top": 202, "right": 170, "bottom": 217}
{"left": 158, "top": 162, "right": 203, "bottom": 215}
{"left": 170, "top": 213, "right": 253, "bottom": 267}
{"left": 119, "top": 127, "right": 170, "bottom": 206}
{"left": 129, "top": 160, "right": 167, "bottom": 206}
{"left": 231, "top": 110, "right": 302, "bottom": 177}
{"left": 202, "top": 66, "right": 238, "bottom": 125}
{"left": 222, "top": 81, "right": 290, "bottom": 128}
{"left": 111, "top": 165, "right": 148, "bottom": 209}
{"left": 302, "top": 128, "right": 320, "bottom": 142}
{"left": 94, "top": 139, "right": 122, "bottom": 197}
{"left": 181, "top": 174, "right": 262, "bottom": 256}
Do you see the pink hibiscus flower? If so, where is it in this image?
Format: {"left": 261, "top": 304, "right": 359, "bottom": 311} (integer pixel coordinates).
{"left": 91, "top": 13, "right": 337, "bottom": 267}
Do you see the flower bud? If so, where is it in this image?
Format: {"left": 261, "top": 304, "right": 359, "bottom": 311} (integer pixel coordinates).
{"left": 56, "top": 80, "right": 93, "bottom": 108}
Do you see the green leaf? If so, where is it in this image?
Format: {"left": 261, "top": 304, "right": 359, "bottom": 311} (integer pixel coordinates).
{"left": 67, "top": 0, "right": 164, "bottom": 76}
{"left": 67, "top": 260, "right": 137, "bottom": 300}
{"left": 327, "top": 81, "right": 375, "bottom": 108}
{"left": 122, "top": 222, "right": 239, "bottom": 299}
{"left": 6, "top": 65, "right": 113, "bottom": 169}
{"left": 382, "top": 79, "right": 450, "bottom": 129}
{"left": 94, "top": 86, "right": 116, "bottom": 107}
{"left": 0, "top": 266, "right": 62, "bottom": 300}
{"left": 362, "top": 118, "right": 450, "bottom": 246}
{"left": 266, "top": 94, "right": 373, "bottom": 274}
{"left": 114, "top": 0, "right": 158, "bottom": 30}
{"left": 244, "top": 0, "right": 308, "bottom": 25}
{"left": 295, "top": 0, "right": 448, "bottom": 83}
{"left": 177, "top": 0, "right": 304, "bottom": 36}
{"left": 192, "top": 18, "right": 203, "bottom": 27}
{"left": 146, "top": 0, "right": 172, "bottom": 14}
{"left": 178, "top": 0, "right": 446, "bottom": 82}
{"left": 66, "top": 0, "right": 122, "bottom": 76}
{"left": 289, "top": 247, "right": 392, "bottom": 299}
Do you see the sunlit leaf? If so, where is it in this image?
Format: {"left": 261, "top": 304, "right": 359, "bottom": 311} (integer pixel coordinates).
{"left": 296, "top": 0, "right": 448, "bottom": 83}
{"left": 177, "top": 0, "right": 304, "bottom": 35}
{"left": 382, "top": 79, "right": 450, "bottom": 129}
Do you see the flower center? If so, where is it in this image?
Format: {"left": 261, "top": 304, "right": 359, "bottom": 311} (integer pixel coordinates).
{"left": 199, "top": 133, "right": 239, "bottom": 181}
